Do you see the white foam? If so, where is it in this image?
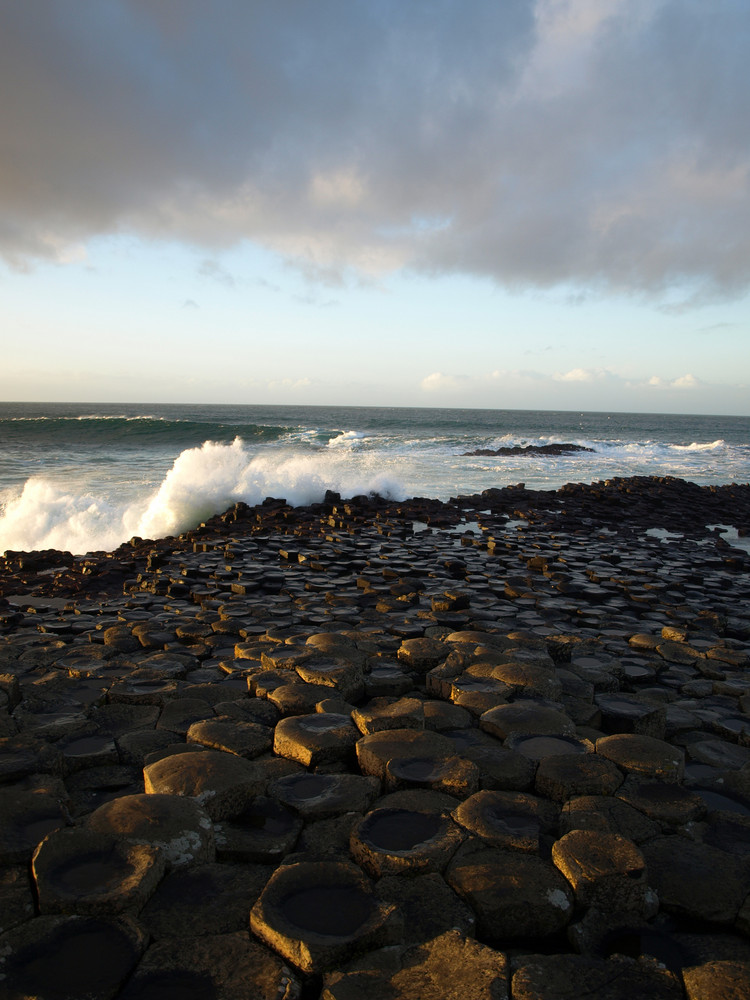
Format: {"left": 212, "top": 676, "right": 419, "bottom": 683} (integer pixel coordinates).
{"left": 0, "top": 438, "right": 406, "bottom": 555}
{"left": 327, "top": 430, "right": 367, "bottom": 448}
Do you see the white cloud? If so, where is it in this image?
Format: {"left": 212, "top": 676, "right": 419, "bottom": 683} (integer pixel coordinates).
{"left": 553, "top": 367, "right": 609, "bottom": 382}
{"left": 421, "top": 372, "right": 467, "bottom": 393}
{"left": 1, "top": 2, "right": 748, "bottom": 301}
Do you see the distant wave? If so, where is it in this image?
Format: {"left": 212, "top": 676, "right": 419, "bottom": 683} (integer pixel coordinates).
{"left": 0, "top": 416, "right": 292, "bottom": 449}
{"left": 0, "top": 438, "right": 406, "bottom": 554}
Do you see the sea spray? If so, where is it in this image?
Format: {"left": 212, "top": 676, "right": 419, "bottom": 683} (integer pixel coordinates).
{"left": 0, "top": 438, "right": 406, "bottom": 555}
{"left": 1, "top": 403, "right": 747, "bottom": 555}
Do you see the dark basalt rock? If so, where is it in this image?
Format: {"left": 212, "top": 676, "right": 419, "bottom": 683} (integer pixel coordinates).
{"left": 463, "top": 443, "right": 595, "bottom": 457}
{"left": 1, "top": 476, "right": 750, "bottom": 994}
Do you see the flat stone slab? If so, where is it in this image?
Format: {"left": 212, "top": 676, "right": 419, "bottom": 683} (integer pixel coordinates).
{"left": 595, "top": 734, "right": 685, "bottom": 783}
{"left": 117, "top": 931, "right": 301, "bottom": 1000}
{"left": 322, "top": 929, "right": 509, "bottom": 1000}
{"left": 138, "top": 861, "right": 273, "bottom": 939}
{"left": 642, "top": 836, "right": 750, "bottom": 926}
{"left": 445, "top": 847, "right": 574, "bottom": 943}
{"left": 143, "top": 749, "right": 266, "bottom": 820}
{"left": 250, "top": 860, "right": 401, "bottom": 974}
{"left": 269, "top": 771, "right": 381, "bottom": 820}
{"left": 273, "top": 713, "right": 360, "bottom": 768}
{"left": 480, "top": 701, "right": 576, "bottom": 742}
{"left": 534, "top": 751, "right": 624, "bottom": 801}
{"left": 32, "top": 827, "right": 164, "bottom": 916}
{"left": 215, "top": 796, "right": 303, "bottom": 863}
{"left": 356, "top": 728, "right": 456, "bottom": 780}
{"left": 512, "top": 952, "right": 683, "bottom": 1000}
{"left": 0, "top": 914, "right": 147, "bottom": 1000}
{"left": 186, "top": 717, "right": 273, "bottom": 758}
{"left": 551, "top": 828, "right": 649, "bottom": 913}
{"left": 452, "top": 789, "right": 558, "bottom": 853}
{"left": 86, "top": 792, "right": 215, "bottom": 868}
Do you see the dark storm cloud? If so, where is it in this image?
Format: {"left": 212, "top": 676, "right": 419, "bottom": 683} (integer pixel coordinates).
{"left": 1, "top": 0, "right": 748, "bottom": 299}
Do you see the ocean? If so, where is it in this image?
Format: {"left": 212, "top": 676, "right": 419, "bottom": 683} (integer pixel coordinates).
{"left": 1, "top": 402, "right": 748, "bottom": 556}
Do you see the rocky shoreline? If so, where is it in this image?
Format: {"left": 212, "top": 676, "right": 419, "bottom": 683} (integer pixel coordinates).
{"left": 1, "top": 475, "right": 750, "bottom": 998}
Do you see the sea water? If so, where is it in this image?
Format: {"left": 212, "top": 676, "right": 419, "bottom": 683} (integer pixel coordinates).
{"left": 0, "top": 402, "right": 748, "bottom": 555}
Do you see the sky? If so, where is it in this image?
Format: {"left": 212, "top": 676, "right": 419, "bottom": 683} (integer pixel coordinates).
{"left": 1, "top": 0, "right": 749, "bottom": 415}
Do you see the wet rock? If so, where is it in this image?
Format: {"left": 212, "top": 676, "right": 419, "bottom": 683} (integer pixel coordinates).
{"left": 350, "top": 805, "right": 464, "bottom": 877}
{"left": 0, "top": 914, "right": 147, "bottom": 1000}
{"left": 250, "top": 859, "right": 401, "bottom": 974}
{"left": 32, "top": 827, "right": 164, "bottom": 915}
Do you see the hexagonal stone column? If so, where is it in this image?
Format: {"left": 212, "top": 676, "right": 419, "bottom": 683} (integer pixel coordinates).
{"left": 32, "top": 828, "right": 165, "bottom": 916}
{"left": 446, "top": 847, "right": 574, "bottom": 943}
{"left": 551, "top": 829, "right": 649, "bottom": 913}
{"left": 273, "top": 713, "right": 360, "bottom": 767}
{"left": 143, "top": 749, "right": 266, "bottom": 820}
{"left": 86, "top": 793, "right": 215, "bottom": 868}
{"left": 250, "top": 860, "right": 401, "bottom": 974}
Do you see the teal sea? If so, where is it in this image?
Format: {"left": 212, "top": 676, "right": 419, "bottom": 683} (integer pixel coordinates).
{"left": 0, "top": 402, "right": 748, "bottom": 555}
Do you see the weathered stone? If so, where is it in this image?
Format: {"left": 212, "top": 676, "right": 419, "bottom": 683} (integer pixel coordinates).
{"left": 321, "top": 929, "right": 508, "bottom": 1000}
{"left": 445, "top": 847, "right": 574, "bottom": 942}
{"left": 551, "top": 829, "right": 649, "bottom": 913}
{"left": 384, "top": 753, "right": 480, "bottom": 798}
{"left": 535, "top": 752, "right": 624, "bottom": 801}
{"left": 596, "top": 734, "right": 685, "bottom": 783}
{"left": 118, "top": 931, "right": 301, "bottom": 1000}
{"left": 250, "top": 860, "right": 402, "bottom": 974}
{"left": 352, "top": 697, "right": 425, "bottom": 735}
{"left": 512, "top": 952, "right": 683, "bottom": 1000}
{"left": 143, "top": 749, "right": 265, "bottom": 820}
{"left": 269, "top": 771, "right": 381, "bottom": 820}
{"left": 273, "top": 713, "right": 360, "bottom": 767}
{"left": 214, "top": 796, "right": 303, "bottom": 863}
{"left": 683, "top": 960, "right": 750, "bottom": 1000}
{"left": 356, "top": 728, "right": 456, "bottom": 781}
{"left": 643, "top": 836, "right": 750, "bottom": 925}
{"left": 452, "top": 789, "right": 558, "bottom": 853}
{"left": 350, "top": 806, "right": 464, "bottom": 877}
{"left": 0, "top": 914, "right": 147, "bottom": 1000}
{"left": 186, "top": 716, "right": 273, "bottom": 758}
{"left": 0, "top": 787, "right": 68, "bottom": 864}
{"left": 86, "top": 792, "right": 215, "bottom": 868}
{"left": 138, "top": 861, "right": 273, "bottom": 939}
{"left": 480, "top": 701, "right": 576, "bottom": 742}
{"left": 32, "top": 827, "right": 164, "bottom": 915}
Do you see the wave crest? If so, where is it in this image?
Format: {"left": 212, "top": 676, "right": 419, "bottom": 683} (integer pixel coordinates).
{"left": 0, "top": 438, "right": 405, "bottom": 555}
